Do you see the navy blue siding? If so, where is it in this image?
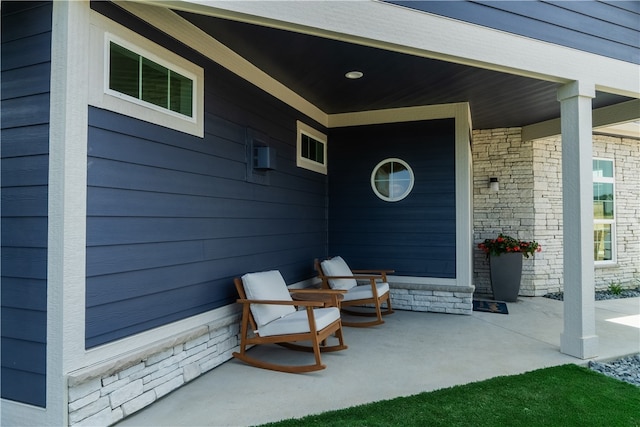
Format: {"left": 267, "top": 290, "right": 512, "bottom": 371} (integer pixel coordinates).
{"left": 328, "top": 120, "right": 456, "bottom": 278}
{"left": 1, "top": 1, "right": 51, "bottom": 408}
{"left": 388, "top": 1, "right": 640, "bottom": 64}
{"left": 85, "top": 3, "right": 328, "bottom": 348}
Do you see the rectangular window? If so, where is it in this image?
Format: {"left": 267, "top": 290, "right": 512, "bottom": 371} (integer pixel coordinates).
{"left": 593, "top": 158, "right": 616, "bottom": 264}
{"left": 301, "top": 134, "right": 325, "bottom": 165}
{"left": 297, "top": 121, "right": 327, "bottom": 174}
{"left": 89, "top": 14, "right": 204, "bottom": 137}
{"left": 109, "top": 41, "right": 194, "bottom": 118}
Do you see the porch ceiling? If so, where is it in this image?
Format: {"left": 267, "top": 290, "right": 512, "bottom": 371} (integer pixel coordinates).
{"left": 178, "top": 11, "right": 633, "bottom": 130}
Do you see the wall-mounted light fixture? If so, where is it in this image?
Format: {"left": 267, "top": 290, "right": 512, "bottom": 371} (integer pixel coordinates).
{"left": 489, "top": 177, "right": 499, "bottom": 192}
{"left": 254, "top": 146, "right": 277, "bottom": 170}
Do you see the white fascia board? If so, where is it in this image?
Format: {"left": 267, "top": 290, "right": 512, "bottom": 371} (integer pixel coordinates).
{"left": 328, "top": 103, "right": 463, "bottom": 128}
{"left": 149, "top": 0, "right": 639, "bottom": 98}
{"left": 115, "top": 1, "right": 328, "bottom": 127}
{"left": 522, "top": 99, "right": 640, "bottom": 141}
{"left": 117, "top": 2, "right": 471, "bottom": 129}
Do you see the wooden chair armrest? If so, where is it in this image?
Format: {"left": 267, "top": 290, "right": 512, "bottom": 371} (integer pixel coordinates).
{"left": 322, "top": 274, "right": 384, "bottom": 281}
{"left": 236, "top": 298, "right": 324, "bottom": 307}
{"left": 289, "top": 288, "right": 347, "bottom": 295}
{"left": 351, "top": 269, "right": 395, "bottom": 274}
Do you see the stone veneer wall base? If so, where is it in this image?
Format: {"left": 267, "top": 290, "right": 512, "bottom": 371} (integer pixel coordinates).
{"left": 389, "top": 282, "right": 474, "bottom": 315}
{"left": 67, "top": 314, "right": 240, "bottom": 427}
{"left": 66, "top": 281, "right": 473, "bottom": 426}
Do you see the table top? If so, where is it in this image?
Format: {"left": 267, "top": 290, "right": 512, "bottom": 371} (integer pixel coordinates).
{"left": 290, "top": 291, "right": 344, "bottom": 306}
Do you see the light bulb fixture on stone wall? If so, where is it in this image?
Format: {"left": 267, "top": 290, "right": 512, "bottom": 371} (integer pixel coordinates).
{"left": 489, "top": 177, "right": 499, "bottom": 192}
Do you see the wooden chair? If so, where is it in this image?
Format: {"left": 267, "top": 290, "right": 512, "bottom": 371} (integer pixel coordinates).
{"left": 315, "top": 257, "right": 394, "bottom": 327}
{"left": 232, "top": 270, "right": 347, "bottom": 373}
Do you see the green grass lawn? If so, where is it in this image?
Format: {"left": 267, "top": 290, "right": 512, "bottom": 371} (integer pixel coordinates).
{"left": 262, "top": 364, "right": 640, "bottom": 426}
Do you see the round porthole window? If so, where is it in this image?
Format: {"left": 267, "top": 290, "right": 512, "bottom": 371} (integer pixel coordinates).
{"left": 371, "top": 158, "right": 414, "bottom": 202}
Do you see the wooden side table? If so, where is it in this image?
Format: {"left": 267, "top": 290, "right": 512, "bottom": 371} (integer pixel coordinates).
{"left": 290, "top": 291, "right": 345, "bottom": 345}
{"left": 290, "top": 291, "right": 344, "bottom": 309}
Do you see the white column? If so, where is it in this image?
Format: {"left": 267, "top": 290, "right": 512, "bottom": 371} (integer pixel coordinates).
{"left": 557, "top": 81, "right": 598, "bottom": 359}
{"left": 454, "top": 103, "right": 473, "bottom": 289}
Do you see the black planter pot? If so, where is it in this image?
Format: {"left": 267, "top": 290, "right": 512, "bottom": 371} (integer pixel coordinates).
{"left": 489, "top": 253, "right": 523, "bottom": 302}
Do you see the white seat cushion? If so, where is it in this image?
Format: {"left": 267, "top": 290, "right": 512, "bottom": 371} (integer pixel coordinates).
{"left": 321, "top": 256, "right": 357, "bottom": 290}
{"left": 242, "top": 270, "right": 296, "bottom": 328}
{"left": 258, "top": 307, "right": 340, "bottom": 337}
{"left": 343, "top": 282, "right": 390, "bottom": 302}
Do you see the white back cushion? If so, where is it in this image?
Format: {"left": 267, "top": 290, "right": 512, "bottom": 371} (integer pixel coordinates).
{"left": 321, "top": 256, "right": 357, "bottom": 290}
{"left": 241, "top": 270, "right": 295, "bottom": 327}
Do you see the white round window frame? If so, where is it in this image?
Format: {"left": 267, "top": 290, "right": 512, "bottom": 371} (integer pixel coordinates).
{"left": 370, "top": 158, "right": 415, "bottom": 202}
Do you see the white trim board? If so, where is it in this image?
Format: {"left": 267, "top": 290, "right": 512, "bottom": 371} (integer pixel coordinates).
{"left": 116, "top": 1, "right": 328, "bottom": 127}
{"left": 36, "top": 2, "right": 90, "bottom": 426}
{"left": 121, "top": 0, "right": 639, "bottom": 145}
{"left": 522, "top": 99, "right": 640, "bottom": 141}
{"left": 145, "top": 0, "right": 639, "bottom": 98}
{"left": 329, "top": 104, "right": 465, "bottom": 128}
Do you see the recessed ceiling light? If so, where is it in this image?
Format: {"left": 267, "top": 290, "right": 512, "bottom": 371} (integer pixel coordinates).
{"left": 345, "top": 71, "right": 364, "bottom": 79}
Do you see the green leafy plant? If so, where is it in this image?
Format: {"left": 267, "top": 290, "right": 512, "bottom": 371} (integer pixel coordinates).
{"left": 608, "top": 282, "right": 623, "bottom": 295}
{"left": 478, "top": 234, "right": 541, "bottom": 258}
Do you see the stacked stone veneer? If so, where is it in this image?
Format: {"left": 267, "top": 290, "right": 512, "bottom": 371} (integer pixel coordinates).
{"left": 65, "top": 279, "right": 474, "bottom": 427}
{"left": 532, "top": 133, "right": 640, "bottom": 292}
{"left": 473, "top": 128, "right": 538, "bottom": 296}
{"left": 67, "top": 315, "right": 239, "bottom": 426}
{"left": 389, "top": 283, "right": 474, "bottom": 315}
{"left": 473, "top": 128, "right": 640, "bottom": 296}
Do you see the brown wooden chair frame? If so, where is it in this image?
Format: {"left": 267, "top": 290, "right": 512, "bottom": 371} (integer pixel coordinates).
{"left": 315, "top": 258, "right": 395, "bottom": 327}
{"left": 232, "top": 277, "right": 347, "bottom": 373}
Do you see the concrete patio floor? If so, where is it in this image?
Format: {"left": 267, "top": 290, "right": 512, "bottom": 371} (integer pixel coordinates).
{"left": 116, "top": 296, "right": 640, "bottom": 427}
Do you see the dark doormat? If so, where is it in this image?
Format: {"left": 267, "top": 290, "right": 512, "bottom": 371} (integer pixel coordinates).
{"left": 473, "top": 300, "right": 509, "bottom": 314}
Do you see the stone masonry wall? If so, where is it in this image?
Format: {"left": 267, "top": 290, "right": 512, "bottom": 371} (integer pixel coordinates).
{"left": 532, "top": 133, "right": 640, "bottom": 292}
{"left": 390, "top": 284, "right": 474, "bottom": 315}
{"left": 472, "top": 128, "right": 538, "bottom": 296}
{"left": 474, "top": 127, "right": 640, "bottom": 296}
{"left": 65, "top": 282, "right": 473, "bottom": 427}
{"left": 67, "top": 316, "right": 240, "bottom": 427}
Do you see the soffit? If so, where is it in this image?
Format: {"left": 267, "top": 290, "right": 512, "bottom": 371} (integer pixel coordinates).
{"left": 177, "top": 11, "right": 633, "bottom": 131}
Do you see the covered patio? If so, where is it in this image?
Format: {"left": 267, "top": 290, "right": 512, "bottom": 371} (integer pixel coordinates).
{"left": 2, "top": 2, "right": 637, "bottom": 426}
{"left": 117, "top": 296, "right": 640, "bottom": 426}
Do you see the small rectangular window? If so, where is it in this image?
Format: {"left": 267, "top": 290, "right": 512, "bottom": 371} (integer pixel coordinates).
{"left": 593, "top": 158, "right": 616, "bottom": 264}
{"left": 297, "top": 121, "right": 327, "bottom": 174}
{"left": 90, "top": 16, "right": 203, "bottom": 137}
{"left": 170, "top": 71, "right": 193, "bottom": 117}
{"left": 109, "top": 43, "right": 139, "bottom": 98}
{"left": 301, "top": 134, "right": 325, "bottom": 164}
{"left": 109, "top": 41, "right": 194, "bottom": 118}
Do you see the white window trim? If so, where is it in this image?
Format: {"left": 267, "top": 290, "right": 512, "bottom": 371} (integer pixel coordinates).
{"left": 593, "top": 157, "right": 616, "bottom": 266}
{"left": 89, "top": 11, "right": 204, "bottom": 137}
{"left": 370, "top": 157, "right": 415, "bottom": 202}
{"left": 296, "top": 120, "right": 327, "bottom": 174}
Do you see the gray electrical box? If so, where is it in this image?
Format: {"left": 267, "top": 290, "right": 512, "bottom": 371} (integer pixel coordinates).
{"left": 254, "top": 146, "right": 276, "bottom": 170}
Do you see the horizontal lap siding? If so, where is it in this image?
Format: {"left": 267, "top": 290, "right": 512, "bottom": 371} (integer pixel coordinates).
{"left": 328, "top": 119, "right": 456, "bottom": 278}
{"left": 1, "top": 1, "right": 51, "bottom": 407}
{"left": 388, "top": 0, "right": 640, "bottom": 64}
{"left": 86, "top": 4, "right": 328, "bottom": 348}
